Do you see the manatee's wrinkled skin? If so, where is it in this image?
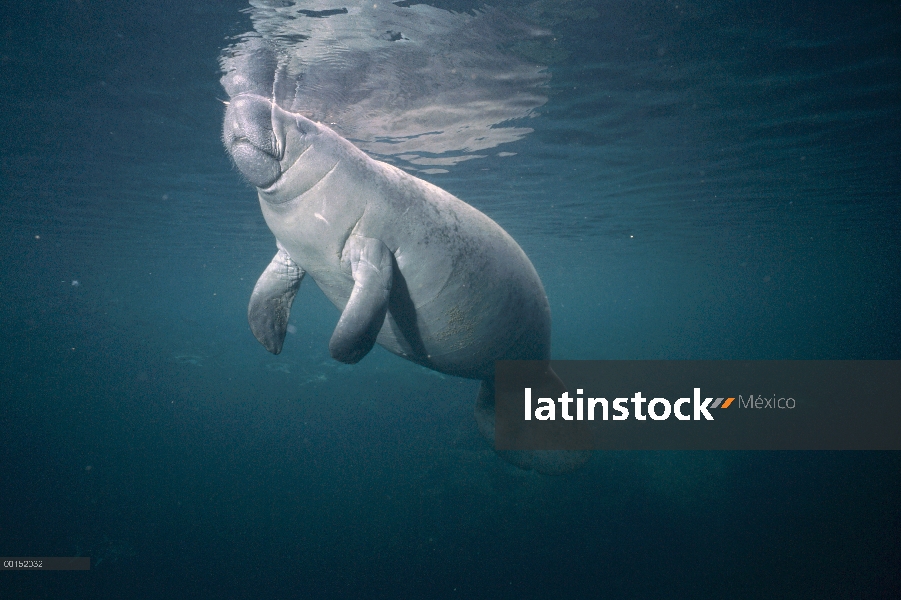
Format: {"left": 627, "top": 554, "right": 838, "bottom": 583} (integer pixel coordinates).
{"left": 222, "top": 47, "right": 588, "bottom": 474}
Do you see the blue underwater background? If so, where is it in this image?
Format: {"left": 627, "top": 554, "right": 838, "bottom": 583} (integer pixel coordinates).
{"left": 1, "top": 0, "right": 899, "bottom": 598}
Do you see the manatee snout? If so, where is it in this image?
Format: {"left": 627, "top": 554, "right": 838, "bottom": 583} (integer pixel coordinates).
{"left": 223, "top": 94, "right": 282, "bottom": 188}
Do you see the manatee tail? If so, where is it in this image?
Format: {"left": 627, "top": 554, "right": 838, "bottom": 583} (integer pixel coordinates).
{"left": 474, "top": 376, "right": 591, "bottom": 475}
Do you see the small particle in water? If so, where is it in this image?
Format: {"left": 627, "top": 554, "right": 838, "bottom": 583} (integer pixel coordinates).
{"left": 287, "top": 324, "right": 297, "bottom": 334}
{"left": 71, "top": 280, "right": 80, "bottom": 287}
{"left": 85, "top": 465, "right": 92, "bottom": 471}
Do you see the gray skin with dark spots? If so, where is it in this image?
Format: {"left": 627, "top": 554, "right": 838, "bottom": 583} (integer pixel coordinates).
{"left": 223, "top": 64, "right": 588, "bottom": 474}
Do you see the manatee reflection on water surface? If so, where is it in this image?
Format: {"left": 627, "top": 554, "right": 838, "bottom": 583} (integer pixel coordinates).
{"left": 221, "top": 0, "right": 553, "bottom": 172}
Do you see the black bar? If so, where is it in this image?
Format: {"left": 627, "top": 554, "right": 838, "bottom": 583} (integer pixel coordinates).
{"left": 1, "top": 557, "right": 90, "bottom": 570}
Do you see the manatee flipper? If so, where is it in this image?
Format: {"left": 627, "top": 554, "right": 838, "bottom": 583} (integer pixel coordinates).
{"left": 248, "top": 243, "right": 305, "bottom": 354}
{"left": 329, "top": 235, "right": 394, "bottom": 364}
{"left": 475, "top": 375, "right": 592, "bottom": 475}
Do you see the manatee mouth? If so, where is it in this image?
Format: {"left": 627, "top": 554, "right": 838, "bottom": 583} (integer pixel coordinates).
{"left": 229, "top": 137, "right": 282, "bottom": 189}
{"left": 223, "top": 95, "right": 284, "bottom": 189}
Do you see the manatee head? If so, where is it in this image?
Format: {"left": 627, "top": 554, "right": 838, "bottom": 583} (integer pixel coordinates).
{"left": 221, "top": 40, "right": 323, "bottom": 191}
{"left": 223, "top": 95, "right": 281, "bottom": 188}
{"left": 223, "top": 94, "right": 324, "bottom": 191}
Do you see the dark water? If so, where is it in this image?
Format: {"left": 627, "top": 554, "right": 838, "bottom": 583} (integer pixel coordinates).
{"left": 1, "top": 0, "right": 899, "bottom": 598}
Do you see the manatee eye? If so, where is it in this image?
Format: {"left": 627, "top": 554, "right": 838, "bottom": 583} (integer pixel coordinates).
{"left": 292, "top": 114, "right": 318, "bottom": 137}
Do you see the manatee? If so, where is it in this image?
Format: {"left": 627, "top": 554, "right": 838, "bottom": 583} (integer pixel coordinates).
{"left": 222, "top": 48, "right": 588, "bottom": 475}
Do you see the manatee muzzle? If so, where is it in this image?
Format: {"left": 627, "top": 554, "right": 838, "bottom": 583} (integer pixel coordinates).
{"left": 224, "top": 94, "right": 283, "bottom": 189}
